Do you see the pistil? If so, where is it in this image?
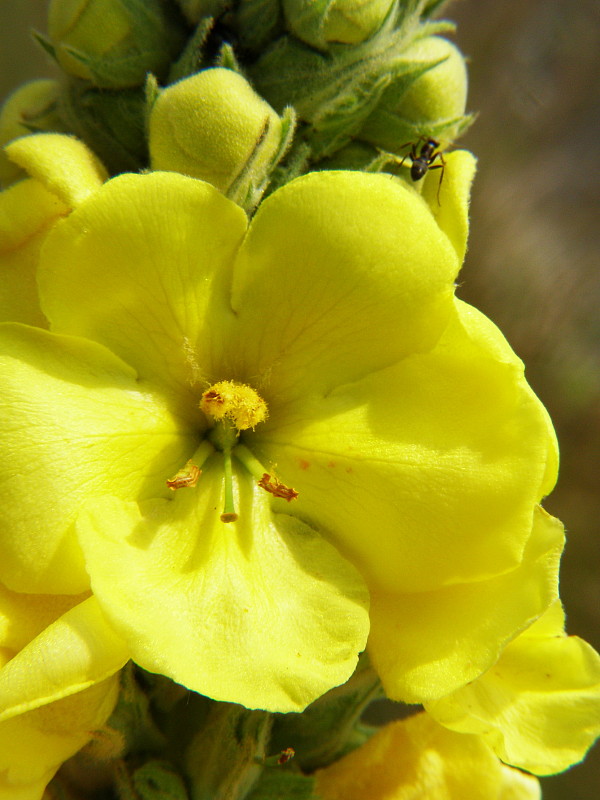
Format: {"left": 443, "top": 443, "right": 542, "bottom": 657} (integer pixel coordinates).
{"left": 220, "top": 448, "right": 238, "bottom": 523}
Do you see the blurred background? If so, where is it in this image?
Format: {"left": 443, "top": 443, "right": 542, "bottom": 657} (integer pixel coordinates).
{"left": 1, "top": 1, "right": 598, "bottom": 797}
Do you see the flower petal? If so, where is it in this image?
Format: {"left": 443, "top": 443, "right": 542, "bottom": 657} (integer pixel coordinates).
{"left": 0, "top": 179, "right": 68, "bottom": 326}
{"left": 0, "top": 597, "right": 127, "bottom": 722}
{"left": 251, "top": 299, "right": 558, "bottom": 595}
{"left": 0, "top": 582, "right": 88, "bottom": 656}
{"left": 225, "top": 170, "right": 459, "bottom": 400}
{"left": 422, "top": 149, "right": 477, "bottom": 263}
{"left": 38, "top": 171, "right": 248, "bottom": 412}
{"left": 426, "top": 602, "right": 600, "bottom": 775}
{"left": 0, "top": 323, "right": 194, "bottom": 594}
{"left": 76, "top": 454, "right": 370, "bottom": 712}
{"left": 0, "top": 676, "right": 119, "bottom": 800}
{"left": 367, "top": 506, "right": 564, "bottom": 703}
{"left": 315, "top": 712, "right": 541, "bottom": 800}
{"left": 4, "top": 133, "right": 107, "bottom": 207}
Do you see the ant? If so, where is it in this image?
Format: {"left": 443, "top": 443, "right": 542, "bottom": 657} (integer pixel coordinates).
{"left": 398, "top": 137, "right": 446, "bottom": 203}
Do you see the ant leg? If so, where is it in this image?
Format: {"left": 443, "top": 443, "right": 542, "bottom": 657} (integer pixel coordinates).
{"left": 428, "top": 163, "right": 445, "bottom": 205}
{"left": 398, "top": 144, "right": 418, "bottom": 170}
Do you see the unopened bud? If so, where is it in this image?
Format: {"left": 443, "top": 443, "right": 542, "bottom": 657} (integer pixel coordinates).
{"left": 59, "top": 81, "right": 148, "bottom": 175}
{"left": 175, "top": 0, "right": 230, "bottom": 25}
{"left": 283, "top": 0, "right": 395, "bottom": 51}
{"left": 149, "top": 68, "right": 292, "bottom": 209}
{"left": 47, "top": 0, "right": 186, "bottom": 88}
{"left": 359, "top": 35, "right": 469, "bottom": 151}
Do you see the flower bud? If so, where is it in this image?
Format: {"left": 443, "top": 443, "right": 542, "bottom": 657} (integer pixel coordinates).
{"left": 149, "top": 68, "right": 289, "bottom": 208}
{"left": 234, "top": 0, "right": 284, "bottom": 54}
{"left": 359, "top": 35, "right": 468, "bottom": 152}
{"left": 0, "top": 80, "right": 63, "bottom": 187}
{"left": 175, "top": 0, "right": 230, "bottom": 25}
{"left": 47, "top": 0, "right": 186, "bottom": 88}
{"left": 59, "top": 81, "right": 148, "bottom": 175}
{"left": 283, "top": 0, "right": 395, "bottom": 51}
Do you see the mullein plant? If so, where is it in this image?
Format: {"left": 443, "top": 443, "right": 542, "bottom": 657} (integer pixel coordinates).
{"left": 0, "top": 1, "right": 598, "bottom": 798}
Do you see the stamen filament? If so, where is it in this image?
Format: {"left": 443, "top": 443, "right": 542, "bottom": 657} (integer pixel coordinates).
{"left": 220, "top": 448, "right": 238, "bottom": 523}
{"left": 232, "top": 444, "right": 267, "bottom": 480}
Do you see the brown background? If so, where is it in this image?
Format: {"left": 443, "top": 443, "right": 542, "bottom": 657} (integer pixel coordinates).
{"left": 1, "top": 1, "right": 598, "bottom": 797}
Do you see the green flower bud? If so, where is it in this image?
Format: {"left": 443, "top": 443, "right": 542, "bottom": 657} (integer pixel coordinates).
{"left": 234, "top": 0, "right": 284, "bottom": 55}
{"left": 359, "top": 35, "right": 468, "bottom": 152}
{"left": 59, "top": 81, "right": 148, "bottom": 175}
{"left": 175, "top": 0, "right": 230, "bottom": 25}
{"left": 283, "top": 0, "right": 395, "bottom": 51}
{"left": 0, "top": 80, "right": 64, "bottom": 187}
{"left": 47, "top": 0, "right": 186, "bottom": 88}
{"left": 149, "top": 68, "right": 293, "bottom": 210}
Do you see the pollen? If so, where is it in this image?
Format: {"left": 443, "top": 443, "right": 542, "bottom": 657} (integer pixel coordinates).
{"left": 258, "top": 473, "right": 299, "bottom": 502}
{"left": 200, "top": 380, "right": 268, "bottom": 431}
{"left": 166, "top": 460, "right": 201, "bottom": 491}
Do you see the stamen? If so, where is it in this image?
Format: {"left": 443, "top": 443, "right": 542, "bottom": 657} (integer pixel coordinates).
{"left": 165, "top": 442, "right": 213, "bottom": 492}
{"left": 234, "top": 445, "right": 299, "bottom": 502}
{"left": 233, "top": 444, "right": 268, "bottom": 480}
{"left": 220, "top": 449, "right": 238, "bottom": 523}
{"left": 166, "top": 460, "right": 201, "bottom": 491}
{"left": 258, "top": 473, "right": 299, "bottom": 502}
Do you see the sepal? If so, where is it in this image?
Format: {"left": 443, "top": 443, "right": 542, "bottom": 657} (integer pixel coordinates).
{"left": 46, "top": 0, "right": 186, "bottom": 89}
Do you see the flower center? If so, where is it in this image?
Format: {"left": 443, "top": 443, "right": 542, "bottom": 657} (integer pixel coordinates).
{"left": 200, "top": 380, "right": 268, "bottom": 431}
{"left": 202, "top": 381, "right": 268, "bottom": 523}
{"left": 166, "top": 381, "right": 297, "bottom": 523}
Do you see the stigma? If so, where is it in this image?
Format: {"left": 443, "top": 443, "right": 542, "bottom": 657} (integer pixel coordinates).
{"left": 200, "top": 380, "right": 268, "bottom": 431}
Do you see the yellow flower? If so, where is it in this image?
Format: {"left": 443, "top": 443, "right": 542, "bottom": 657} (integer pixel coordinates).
{"left": 315, "top": 712, "right": 541, "bottom": 800}
{"left": 426, "top": 600, "right": 600, "bottom": 774}
{"left": 0, "top": 145, "right": 561, "bottom": 712}
{"left": 0, "top": 582, "right": 128, "bottom": 800}
{"left": 0, "top": 133, "right": 107, "bottom": 326}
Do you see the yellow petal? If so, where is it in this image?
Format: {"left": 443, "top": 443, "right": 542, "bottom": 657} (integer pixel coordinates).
{"left": 0, "top": 582, "right": 88, "bottom": 657}
{"left": 0, "top": 179, "right": 68, "bottom": 326}
{"left": 227, "top": 169, "right": 459, "bottom": 400}
{"left": 5, "top": 133, "right": 107, "bottom": 207}
{"left": 315, "top": 711, "right": 540, "bottom": 800}
{"left": 426, "top": 603, "right": 600, "bottom": 774}
{"left": 0, "top": 79, "right": 62, "bottom": 188}
{"left": 0, "top": 589, "right": 123, "bottom": 799}
{"left": 422, "top": 149, "right": 477, "bottom": 263}
{"left": 367, "top": 507, "right": 564, "bottom": 703}
{"left": 0, "top": 597, "right": 127, "bottom": 722}
{"left": 38, "top": 171, "right": 247, "bottom": 413}
{"left": 251, "top": 299, "right": 558, "bottom": 596}
{"left": 0, "top": 676, "right": 119, "bottom": 800}
{"left": 77, "top": 453, "right": 370, "bottom": 712}
{"left": 0, "top": 323, "right": 194, "bottom": 593}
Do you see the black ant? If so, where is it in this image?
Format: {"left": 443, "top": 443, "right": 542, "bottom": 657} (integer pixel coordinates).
{"left": 398, "top": 137, "right": 446, "bottom": 203}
